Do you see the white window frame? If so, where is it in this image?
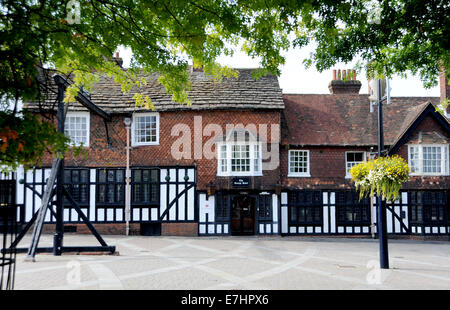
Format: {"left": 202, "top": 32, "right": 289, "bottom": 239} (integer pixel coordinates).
{"left": 64, "top": 111, "right": 90, "bottom": 147}
{"left": 288, "top": 149, "right": 310, "bottom": 177}
{"left": 408, "top": 144, "right": 449, "bottom": 176}
{"left": 131, "top": 112, "right": 160, "bottom": 146}
{"left": 345, "top": 151, "right": 366, "bottom": 178}
{"left": 216, "top": 142, "right": 262, "bottom": 177}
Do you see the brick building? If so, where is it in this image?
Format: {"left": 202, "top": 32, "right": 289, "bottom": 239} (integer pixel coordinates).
{"left": 18, "top": 63, "right": 450, "bottom": 237}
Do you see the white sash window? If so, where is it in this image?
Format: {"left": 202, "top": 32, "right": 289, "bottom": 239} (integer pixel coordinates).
{"left": 132, "top": 112, "right": 160, "bottom": 146}
{"left": 217, "top": 142, "right": 262, "bottom": 176}
{"left": 408, "top": 144, "right": 449, "bottom": 176}
{"left": 64, "top": 112, "right": 90, "bottom": 146}
{"left": 288, "top": 150, "right": 310, "bottom": 177}
{"left": 345, "top": 151, "right": 366, "bottom": 178}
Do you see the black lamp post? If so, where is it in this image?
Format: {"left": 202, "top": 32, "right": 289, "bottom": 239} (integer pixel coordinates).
{"left": 376, "top": 78, "right": 389, "bottom": 269}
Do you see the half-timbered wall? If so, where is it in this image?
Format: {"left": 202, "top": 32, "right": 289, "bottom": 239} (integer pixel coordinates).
{"left": 198, "top": 192, "right": 279, "bottom": 236}
{"left": 16, "top": 166, "right": 196, "bottom": 224}
{"left": 281, "top": 190, "right": 449, "bottom": 236}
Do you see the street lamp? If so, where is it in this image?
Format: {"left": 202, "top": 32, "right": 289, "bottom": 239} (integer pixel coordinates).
{"left": 124, "top": 117, "right": 132, "bottom": 236}
{"left": 369, "top": 76, "right": 390, "bottom": 269}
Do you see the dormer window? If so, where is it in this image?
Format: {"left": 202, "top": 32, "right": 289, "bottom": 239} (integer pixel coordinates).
{"left": 216, "top": 129, "right": 262, "bottom": 176}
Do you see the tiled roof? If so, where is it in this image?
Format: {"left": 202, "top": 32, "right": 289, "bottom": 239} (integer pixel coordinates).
{"left": 24, "top": 68, "right": 284, "bottom": 112}
{"left": 282, "top": 94, "right": 444, "bottom": 146}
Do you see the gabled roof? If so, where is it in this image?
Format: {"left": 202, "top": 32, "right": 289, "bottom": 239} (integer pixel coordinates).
{"left": 24, "top": 68, "right": 284, "bottom": 112}
{"left": 389, "top": 102, "right": 450, "bottom": 154}
{"left": 282, "top": 94, "right": 446, "bottom": 146}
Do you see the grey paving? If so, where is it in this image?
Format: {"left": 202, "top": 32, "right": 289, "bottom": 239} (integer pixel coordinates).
{"left": 10, "top": 235, "right": 450, "bottom": 290}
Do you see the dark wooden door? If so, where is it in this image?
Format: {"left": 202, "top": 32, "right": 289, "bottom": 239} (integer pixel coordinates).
{"left": 231, "top": 195, "right": 255, "bottom": 235}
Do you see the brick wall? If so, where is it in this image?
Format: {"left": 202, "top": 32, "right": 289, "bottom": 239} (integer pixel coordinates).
{"left": 395, "top": 114, "right": 450, "bottom": 190}
{"left": 280, "top": 146, "right": 368, "bottom": 190}
{"left": 161, "top": 222, "right": 198, "bottom": 236}
{"left": 280, "top": 114, "right": 450, "bottom": 191}
{"left": 41, "top": 223, "right": 141, "bottom": 235}
{"left": 39, "top": 109, "right": 281, "bottom": 191}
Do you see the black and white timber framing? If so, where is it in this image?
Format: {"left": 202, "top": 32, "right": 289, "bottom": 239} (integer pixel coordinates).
{"left": 7, "top": 168, "right": 450, "bottom": 236}
{"left": 15, "top": 166, "right": 196, "bottom": 225}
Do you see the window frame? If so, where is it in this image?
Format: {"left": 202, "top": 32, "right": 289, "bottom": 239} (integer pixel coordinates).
{"left": 131, "top": 112, "right": 160, "bottom": 146}
{"left": 258, "top": 194, "right": 273, "bottom": 221}
{"left": 215, "top": 192, "right": 230, "bottom": 222}
{"left": 216, "top": 141, "right": 263, "bottom": 177}
{"left": 131, "top": 168, "right": 160, "bottom": 207}
{"left": 287, "top": 190, "right": 323, "bottom": 225}
{"left": 63, "top": 168, "right": 90, "bottom": 207}
{"left": 287, "top": 149, "right": 310, "bottom": 177}
{"left": 345, "top": 151, "right": 366, "bottom": 178}
{"left": 64, "top": 111, "right": 90, "bottom": 147}
{"left": 407, "top": 144, "right": 449, "bottom": 176}
{"left": 96, "top": 168, "right": 125, "bottom": 207}
{"left": 409, "top": 191, "right": 448, "bottom": 225}
{"left": 335, "top": 191, "right": 371, "bottom": 226}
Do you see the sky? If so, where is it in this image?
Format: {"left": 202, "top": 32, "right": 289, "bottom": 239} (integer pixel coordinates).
{"left": 118, "top": 44, "right": 440, "bottom": 98}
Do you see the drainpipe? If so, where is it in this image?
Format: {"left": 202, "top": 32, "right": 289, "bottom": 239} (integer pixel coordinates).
{"left": 124, "top": 117, "right": 132, "bottom": 236}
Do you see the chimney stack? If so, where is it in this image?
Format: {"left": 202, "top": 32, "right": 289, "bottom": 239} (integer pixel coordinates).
{"left": 112, "top": 51, "right": 123, "bottom": 68}
{"left": 440, "top": 68, "right": 450, "bottom": 116}
{"left": 328, "top": 69, "right": 362, "bottom": 94}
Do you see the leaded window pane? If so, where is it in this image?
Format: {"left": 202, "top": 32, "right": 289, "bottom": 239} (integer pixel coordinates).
{"left": 96, "top": 169, "right": 125, "bottom": 205}
{"left": 63, "top": 169, "right": 89, "bottom": 206}
{"left": 131, "top": 169, "right": 159, "bottom": 205}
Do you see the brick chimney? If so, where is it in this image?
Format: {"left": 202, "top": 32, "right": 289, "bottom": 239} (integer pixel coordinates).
{"left": 440, "top": 68, "right": 450, "bottom": 115}
{"left": 112, "top": 52, "right": 123, "bottom": 68}
{"left": 328, "top": 69, "right": 362, "bottom": 94}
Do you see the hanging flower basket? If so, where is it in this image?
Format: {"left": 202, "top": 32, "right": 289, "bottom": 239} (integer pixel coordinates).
{"left": 349, "top": 155, "right": 410, "bottom": 202}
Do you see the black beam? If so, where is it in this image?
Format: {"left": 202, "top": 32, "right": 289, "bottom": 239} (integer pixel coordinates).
{"left": 158, "top": 183, "right": 195, "bottom": 221}
{"left": 53, "top": 81, "right": 65, "bottom": 256}
{"left": 62, "top": 187, "right": 108, "bottom": 247}
{"left": 52, "top": 74, "right": 111, "bottom": 121}
{"left": 4, "top": 246, "right": 115, "bottom": 254}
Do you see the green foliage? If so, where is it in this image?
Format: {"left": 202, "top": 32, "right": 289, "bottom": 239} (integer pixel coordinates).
{"left": 0, "top": 0, "right": 448, "bottom": 169}
{"left": 0, "top": 111, "right": 71, "bottom": 172}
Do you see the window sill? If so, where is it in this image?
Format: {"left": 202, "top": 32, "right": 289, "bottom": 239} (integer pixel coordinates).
{"left": 410, "top": 173, "right": 449, "bottom": 177}
{"left": 69, "top": 144, "right": 90, "bottom": 148}
{"left": 217, "top": 173, "right": 263, "bottom": 177}
{"left": 132, "top": 142, "right": 160, "bottom": 147}
{"left": 287, "top": 173, "right": 311, "bottom": 178}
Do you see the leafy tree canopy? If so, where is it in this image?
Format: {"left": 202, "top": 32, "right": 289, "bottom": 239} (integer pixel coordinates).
{"left": 1, "top": 0, "right": 449, "bottom": 171}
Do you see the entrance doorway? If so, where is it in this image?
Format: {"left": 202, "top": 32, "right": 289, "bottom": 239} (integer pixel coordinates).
{"left": 231, "top": 195, "right": 256, "bottom": 235}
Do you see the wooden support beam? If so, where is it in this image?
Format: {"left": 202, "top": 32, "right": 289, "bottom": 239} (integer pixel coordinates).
{"left": 52, "top": 74, "right": 111, "bottom": 121}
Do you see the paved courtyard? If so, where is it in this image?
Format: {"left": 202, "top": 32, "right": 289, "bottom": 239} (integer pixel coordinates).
{"left": 10, "top": 234, "right": 450, "bottom": 290}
